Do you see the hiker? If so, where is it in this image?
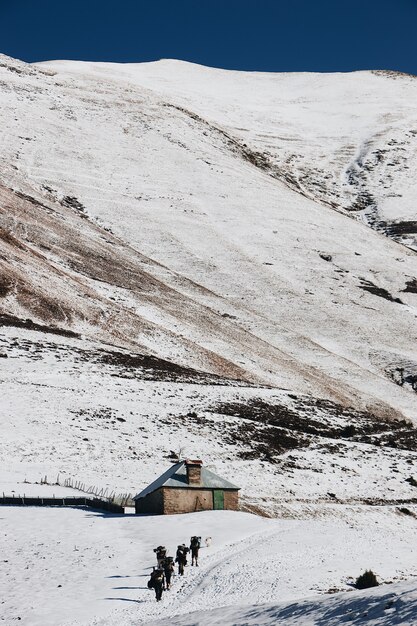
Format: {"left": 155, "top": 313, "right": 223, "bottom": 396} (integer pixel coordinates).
{"left": 162, "top": 556, "right": 175, "bottom": 590}
{"left": 147, "top": 567, "right": 165, "bottom": 602}
{"left": 175, "top": 544, "right": 189, "bottom": 576}
{"left": 153, "top": 545, "right": 167, "bottom": 568}
{"left": 190, "top": 536, "right": 201, "bottom": 566}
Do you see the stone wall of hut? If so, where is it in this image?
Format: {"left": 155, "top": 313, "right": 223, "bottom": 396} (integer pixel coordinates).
{"left": 134, "top": 488, "right": 164, "bottom": 515}
{"left": 224, "top": 490, "right": 239, "bottom": 510}
{"left": 163, "top": 487, "right": 214, "bottom": 514}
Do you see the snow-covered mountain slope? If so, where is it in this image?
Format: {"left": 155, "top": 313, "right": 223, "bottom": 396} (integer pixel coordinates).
{"left": 2, "top": 52, "right": 417, "bottom": 626}
{"left": 0, "top": 53, "right": 416, "bottom": 420}
{"left": 3, "top": 323, "right": 417, "bottom": 513}
{"left": 41, "top": 58, "right": 417, "bottom": 250}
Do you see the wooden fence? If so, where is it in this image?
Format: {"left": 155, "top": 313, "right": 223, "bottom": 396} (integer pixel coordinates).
{"left": 0, "top": 494, "right": 124, "bottom": 514}
{"left": 34, "top": 475, "right": 134, "bottom": 508}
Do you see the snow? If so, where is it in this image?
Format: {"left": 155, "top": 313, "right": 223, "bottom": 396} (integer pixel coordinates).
{"left": 1, "top": 53, "right": 417, "bottom": 625}
{"left": 2, "top": 506, "right": 417, "bottom": 625}
{"left": 37, "top": 59, "right": 417, "bottom": 247}
{"left": 148, "top": 582, "right": 417, "bottom": 625}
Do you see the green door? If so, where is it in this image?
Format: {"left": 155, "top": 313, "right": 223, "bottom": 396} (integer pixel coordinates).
{"left": 213, "top": 490, "right": 224, "bottom": 510}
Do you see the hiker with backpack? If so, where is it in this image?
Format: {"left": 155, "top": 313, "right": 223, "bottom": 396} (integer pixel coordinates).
{"left": 162, "top": 556, "right": 175, "bottom": 590}
{"left": 175, "top": 544, "right": 189, "bottom": 576}
{"left": 153, "top": 545, "right": 167, "bottom": 568}
{"left": 190, "top": 536, "right": 201, "bottom": 566}
{"left": 147, "top": 567, "right": 165, "bottom": 602}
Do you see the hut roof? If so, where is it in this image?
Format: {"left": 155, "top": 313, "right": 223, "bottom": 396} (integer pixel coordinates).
{"left": 133, "top": 461, "right": 240, "bottom": 500}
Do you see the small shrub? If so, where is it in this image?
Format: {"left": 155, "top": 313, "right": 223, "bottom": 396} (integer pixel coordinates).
{"left": 319, "top": 253, "right": 332, "bottom": 262}
{"left": 342, "top": 424, "right": 356, "bottom": 437}
{"left": 399, "top": 507, "right": 413, "bottom": 516}
{"left": 355, "top": 570, "right": 379, "bottom": 589}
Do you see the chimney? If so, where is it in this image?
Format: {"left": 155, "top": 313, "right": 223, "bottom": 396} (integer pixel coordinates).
{"left": 185, "top": 459, "right": 203, "bottom": 485}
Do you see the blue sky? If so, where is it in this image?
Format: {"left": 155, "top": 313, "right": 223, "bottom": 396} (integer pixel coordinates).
{"left": 1, "top": 0, "right": 416, "bottom": 74}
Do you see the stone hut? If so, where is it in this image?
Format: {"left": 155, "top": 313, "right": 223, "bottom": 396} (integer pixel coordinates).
{"left": 133, "top": 459, "right": 240, "bottom": 515}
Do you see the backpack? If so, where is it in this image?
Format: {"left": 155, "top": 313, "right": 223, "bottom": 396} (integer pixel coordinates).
{"left": 176, "top": 548, "right": 187, "bottom": 563}
{"left": 191, "top": 536, "right": 201, "bottom": 548}
{"left": 153, "top": 568, "right": 164, "bottom": 581}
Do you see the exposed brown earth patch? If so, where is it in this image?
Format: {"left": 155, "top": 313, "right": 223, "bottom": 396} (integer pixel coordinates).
{"left": 0, "top": 183, "right": 254, "bottom": 382}
{"left": 201, "top": 398, "right": 417, "bottom": 462}
{"left": 2, "top": 333, "right": 246, "bottom": 385}
{"left": 0, "top": 313, "right": 80, "bottom": 338}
